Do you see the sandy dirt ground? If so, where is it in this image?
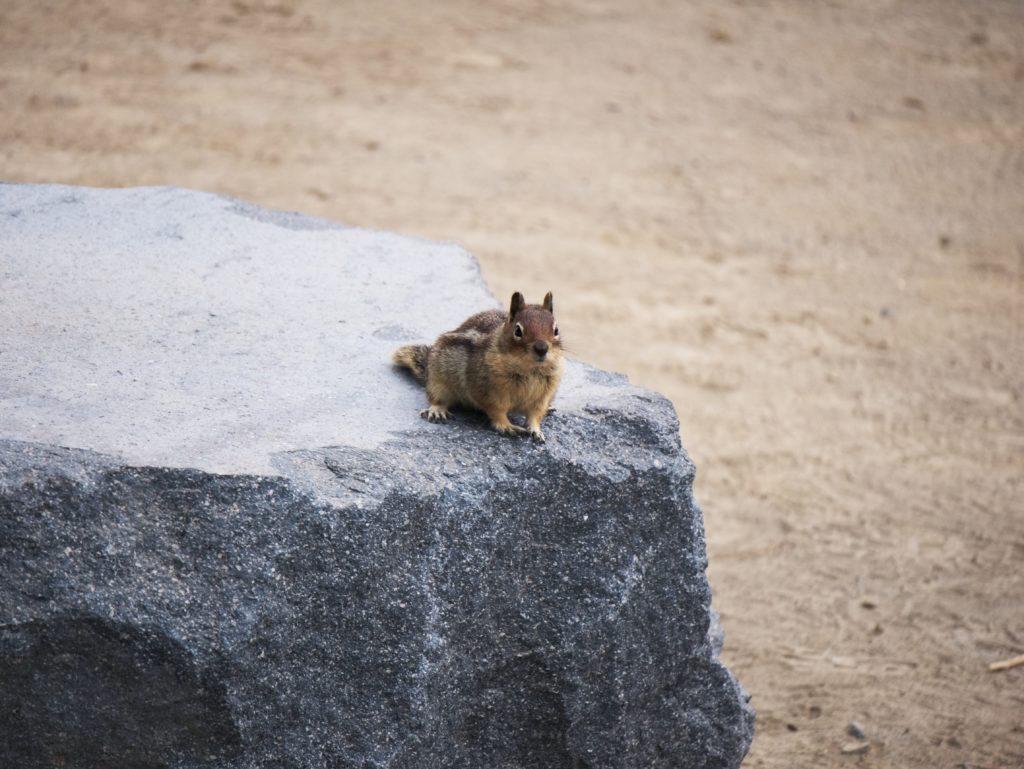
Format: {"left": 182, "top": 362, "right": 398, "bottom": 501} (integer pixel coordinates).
{"left": 2, "top": 1, "right": 1022, "bottom": 766}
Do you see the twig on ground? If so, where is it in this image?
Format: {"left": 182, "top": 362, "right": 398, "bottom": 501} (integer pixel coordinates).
{"left": 988, "top": 653, "right": 1024, "bottom": 672}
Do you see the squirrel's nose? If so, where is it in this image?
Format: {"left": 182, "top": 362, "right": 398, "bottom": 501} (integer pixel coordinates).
{"left": 533, "top": 341, "right": 549, "bottom": 357}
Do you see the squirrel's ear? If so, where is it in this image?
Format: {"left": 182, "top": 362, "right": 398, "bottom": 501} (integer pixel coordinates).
{"left": 543, "top": 292, "right": 554, "bottom": 313}
{"left": 509, "top": 291, "right": 525, "bottom": 316}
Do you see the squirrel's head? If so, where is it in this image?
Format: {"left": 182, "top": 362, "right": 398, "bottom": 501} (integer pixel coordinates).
{"left": 504, "top": 291, "right": 561, "bottom": 364}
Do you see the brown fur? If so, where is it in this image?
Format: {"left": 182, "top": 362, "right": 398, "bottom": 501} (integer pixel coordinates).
{"left": 392, "top": 292, "right": 564, "bottom": 441}
{"left": 391, "top": 343, "right": 430, "bottom": 383}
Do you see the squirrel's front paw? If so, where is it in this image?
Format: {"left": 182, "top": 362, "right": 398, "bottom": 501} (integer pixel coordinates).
{"left": 420, "top": 405, "right": 451, "bottom": 423}
{"left": 494, "top": 422, "right": 528, "bottom": 438}
{"left": 529, "top": 428, "right": 546, "bottom": 443}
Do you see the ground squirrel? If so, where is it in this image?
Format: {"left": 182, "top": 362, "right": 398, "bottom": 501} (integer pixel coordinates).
{"left": 392, "top": 291, "right": 564, "bottom": 442}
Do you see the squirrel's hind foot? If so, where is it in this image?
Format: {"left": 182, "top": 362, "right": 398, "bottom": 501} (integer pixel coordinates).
{"left": 421, "top": 405, "right": 452, "bottom": 423}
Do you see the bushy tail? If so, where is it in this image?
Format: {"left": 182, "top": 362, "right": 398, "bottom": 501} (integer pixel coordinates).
{"left": 392, "top": 344, "right": 430, "bottom": 384}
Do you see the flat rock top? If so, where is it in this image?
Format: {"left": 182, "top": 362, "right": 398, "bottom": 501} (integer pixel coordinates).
{"left": 1, "top": 184, "right": 635, "bottom": 475}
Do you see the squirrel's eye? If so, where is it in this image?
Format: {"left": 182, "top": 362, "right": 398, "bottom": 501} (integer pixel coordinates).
{"left": 513, "top": 323, "right": 524, "bottom": 338}
{"left": 553, "top": 326, "right": 559, "bottom": 337}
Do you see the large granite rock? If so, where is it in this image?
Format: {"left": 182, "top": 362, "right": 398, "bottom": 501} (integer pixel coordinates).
{"left": 0, "top": 184, "right": 753, "bottom": 769}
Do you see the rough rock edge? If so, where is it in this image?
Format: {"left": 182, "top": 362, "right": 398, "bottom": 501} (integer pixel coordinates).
{"left": 1, "top": 382, "right": 754, "bottom": 767}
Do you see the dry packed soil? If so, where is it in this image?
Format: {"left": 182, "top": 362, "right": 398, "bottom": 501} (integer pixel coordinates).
{"left": 2, "top": 1, "right": 1022, "bottom": 767}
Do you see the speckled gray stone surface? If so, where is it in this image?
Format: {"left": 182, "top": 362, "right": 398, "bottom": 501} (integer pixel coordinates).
{"left": 0, "top": 184, "right": 753, "bottom": 769}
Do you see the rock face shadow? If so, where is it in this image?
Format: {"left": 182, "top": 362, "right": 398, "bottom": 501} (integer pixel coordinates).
{"left": 0, "top": 615, "right": 241, "bottom": 769}
{"left": 459, "top": 653, "right": 577, "bottom": 769}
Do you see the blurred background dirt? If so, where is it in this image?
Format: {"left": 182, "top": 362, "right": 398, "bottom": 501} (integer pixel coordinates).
{"left": 2, "top": 1, "right": 1022, "bottom": 766}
